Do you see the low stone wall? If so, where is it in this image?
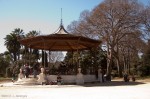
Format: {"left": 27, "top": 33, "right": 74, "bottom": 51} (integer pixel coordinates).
{"left": 47, "top": 75, "right": 97, "bottom": 84}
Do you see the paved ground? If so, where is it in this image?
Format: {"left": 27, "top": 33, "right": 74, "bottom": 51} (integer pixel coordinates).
{"left": 0, "top": 80, "right": 150, "bottom": 99}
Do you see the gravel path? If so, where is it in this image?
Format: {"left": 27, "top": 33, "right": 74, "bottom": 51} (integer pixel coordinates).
{"left": 0, "top": 80, "right": 150, "bottom": 99}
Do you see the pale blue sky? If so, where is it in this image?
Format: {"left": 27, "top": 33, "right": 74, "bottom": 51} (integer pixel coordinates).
{"left": 0, "top": 0, "right": 149, "bottom": 53}
{"left": 0, "top": 0, "right": 102, "bottom": 24}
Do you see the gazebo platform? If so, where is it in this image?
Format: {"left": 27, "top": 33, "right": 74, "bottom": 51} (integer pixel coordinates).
{"left": 47, "top": 75, "right": 97, "bottom": 84}
{"left": 14, "top": 74, "right": 101, "bottom": 85}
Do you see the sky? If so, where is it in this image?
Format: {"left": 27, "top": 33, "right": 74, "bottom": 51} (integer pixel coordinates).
{"left": 0, "top": 0, "right": 149, "bottom": 53}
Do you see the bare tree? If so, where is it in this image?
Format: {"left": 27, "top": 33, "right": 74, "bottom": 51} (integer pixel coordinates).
{"left": 68, "top": 0, "right": 144, "bottom": 77}
{"left": 68, "top": 10, "right": 98, "bottom": 39}
{"left": 142, "top": 5, "right": 150, "bottom": 40}
{"left": 49, "top": 51, "right": 64, "bottom": 63}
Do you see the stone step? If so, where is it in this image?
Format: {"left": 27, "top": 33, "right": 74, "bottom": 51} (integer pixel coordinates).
{"left": 14, "top": 78, "right": 38, "bottom": 85}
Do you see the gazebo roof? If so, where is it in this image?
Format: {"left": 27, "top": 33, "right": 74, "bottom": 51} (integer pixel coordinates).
{"left": 19, "top": 23, "right": 101, "bottom": 51}
{"left": 54, "top": 24, "right": 68, "bottom": 34}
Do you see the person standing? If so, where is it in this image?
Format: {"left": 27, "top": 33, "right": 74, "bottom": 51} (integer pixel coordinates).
{"left": 12, "top": 72, "right": 16, "bottom": 83}
{"left": 24, "top": 64, "right": 30, "bottom": 78}
{"left": 57, "top": 74, "right": 62, "bottom": 85}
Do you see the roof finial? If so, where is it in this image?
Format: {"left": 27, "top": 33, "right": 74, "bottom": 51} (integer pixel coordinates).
{"left": 61, "top": 8, "right": 63, "bottom": 26}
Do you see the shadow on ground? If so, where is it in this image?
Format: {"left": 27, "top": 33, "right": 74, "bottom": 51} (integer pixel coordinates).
{"left": 0, "top": 80, "right": 146, "bottom": 88}
{"left": 0, "top": 79, "right": 11, "bottom": 84}
{"left": 80, "top": 81, "right": 146, "bottom": 87}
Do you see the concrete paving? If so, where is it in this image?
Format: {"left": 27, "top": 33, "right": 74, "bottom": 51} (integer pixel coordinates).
{"left": 0, "top": 81, "right": 150, "bottom": 99}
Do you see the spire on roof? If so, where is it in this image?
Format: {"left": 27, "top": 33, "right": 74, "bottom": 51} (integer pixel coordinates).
{"left": 61, "top": 8, "right": 63, "bottom": 26}
{"left": 54, "top": 8, "right": 68, "bottom": 34}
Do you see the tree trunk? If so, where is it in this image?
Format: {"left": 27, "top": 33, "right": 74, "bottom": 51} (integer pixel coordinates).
{"left": 123, "top": 55, "right": 126, "bottom": 73}
{"left": 116, "top": 57, "right": 122, "bottom": 77}
{"left": 107, "top": 58, "right": 112, "bottom": 75}
{"left": 127, "top": 48, "right": 131, "bottom": 74}
{"left": 106, "top": 50, "right": 112, "bottom": 76}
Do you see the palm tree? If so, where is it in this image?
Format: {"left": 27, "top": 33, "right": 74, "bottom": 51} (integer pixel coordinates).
{"left": 12, "top": 28, "right": 24, "bottom": 36}
{"left": 26, "top": 30, "right": 39, "bottom": 37}
{"left": 4, "top": 33, "right": 20, "bottom": 62}
{"left": 4, "top": 28, "right": 24, "bottom": 62}
{"left": 13, "top": 28, "right": 25, "bottom": 60}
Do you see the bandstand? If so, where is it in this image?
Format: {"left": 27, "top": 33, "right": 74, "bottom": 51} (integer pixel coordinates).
{"left": 17, "top": 19, "right": 101, "bottom": 85}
